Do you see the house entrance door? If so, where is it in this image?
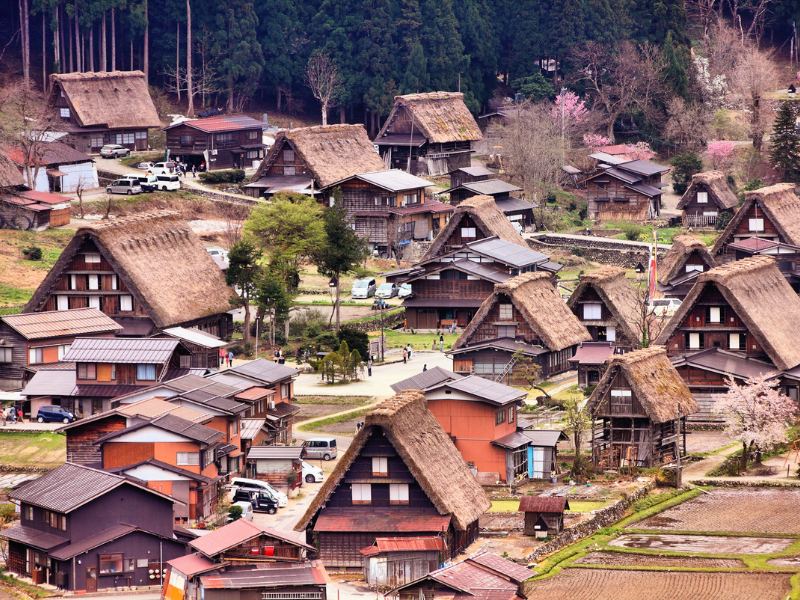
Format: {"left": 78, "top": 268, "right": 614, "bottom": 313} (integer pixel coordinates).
{"left": 530, "top": 447, "right": 545, "bottom": 479}
{"left": 86, "top": 567, "right": 97, "bottom": 592}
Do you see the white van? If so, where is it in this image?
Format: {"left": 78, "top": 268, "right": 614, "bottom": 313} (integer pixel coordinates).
{"left": 150, "top": 161, "right": 177, "bottom": 176}
{"left": 156, "top": 174, "right": 181, "bottom": 191}
{"left": 229, "top": 477, "right": 288, "bottom": 507}
{"left": 302, "top": 437, "right": 337, "bottom": 461}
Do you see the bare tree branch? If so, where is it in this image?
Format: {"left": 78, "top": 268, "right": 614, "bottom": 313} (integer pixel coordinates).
{"left": 306, "top": 51, "right": 341, "bottom": 126}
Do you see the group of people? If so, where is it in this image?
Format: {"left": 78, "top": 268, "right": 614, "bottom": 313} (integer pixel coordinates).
{"left": 218, "top": 348, "right": 235, "bottom": 368}
{"left": 431, "top": 333, "right": 446, "bottom": 352}
{"left": 1, "top": 406, "right": 23, "bottom": 425}
{"left": 402, "top": 344, "right": 414, "bottom": 364}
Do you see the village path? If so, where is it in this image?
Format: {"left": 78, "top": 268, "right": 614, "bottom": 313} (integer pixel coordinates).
{"left": 683, "top": 442, "right": 800, "bottom": 485}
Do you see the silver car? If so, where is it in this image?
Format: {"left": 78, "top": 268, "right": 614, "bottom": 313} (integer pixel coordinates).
{"left": 106, "top": 178, "right": 143, "bottom": 195}
{"left": 100, "top": 144, "right": 130, "bottom": 158}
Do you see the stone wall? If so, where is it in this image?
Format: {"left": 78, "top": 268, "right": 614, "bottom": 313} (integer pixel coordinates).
{"left": 527, "top": 234, "right": 669, "bottom": 268}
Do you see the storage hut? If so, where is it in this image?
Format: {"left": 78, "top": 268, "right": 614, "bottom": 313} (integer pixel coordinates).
{"left": 246, "top": 446, "right": 303, "bottom": 489}
{"left": 361, "top": 537, "right": 445, "bottom": 588}
{"left": 519, "top": 495, "right": 569, "bottom": 537}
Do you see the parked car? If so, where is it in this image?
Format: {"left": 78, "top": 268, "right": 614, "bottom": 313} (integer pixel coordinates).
{"left": 231, "top": 489, "right": 278, "bottom": 514}
{"left": 106, "top": 178, "right": 142, "bottom": 195}
{"left": 229, "top": 477, "right": 288, "bottom": 507}
{"left": 302, "top": 461, "right": 324, "bottom": 483}
{"left": 351, "top": 277, "right": 377, "bottom": 299}
{"left": 375, "top": 282, "right": 398, "bottom": 299}
{"left": 302, "top": 437, "right": 337, "bottom": 461}
{"left": 150, "top": 161, "right": 177, "bottom": 176}
{"left": 206, "top": 246, "right": 229, "bottom": 262}
{"left": 35, "top": 405, "right": 76, "bottom": 424}
{"left": 229, "top": 500, "right": 254, "bottom": 522}
{"left": 649, "top": 297, "right": 682, "bottom": 317}
{"left": 99, "top": 144, "right": 130, "bottom": 158}
{"left": 155, "top": 174, "right": 181, "bottom": 191}
{"left": 398, "top": 283, "right": 412, "bottom": 298}
{"left": 136, "top": 161, "right": 155, "bottom": 170}
{"left": 126, "top": 173, "right": 158, "bottom": 192}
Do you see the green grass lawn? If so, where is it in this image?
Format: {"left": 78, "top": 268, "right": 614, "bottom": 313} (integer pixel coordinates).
{"left": 567, "top": 500, "right": 612, "bottom": 512}
{"left": 0, "top": 432, "right": 65, "bottom": 469}
{"left": 370, "top": 329, "right": 459, "bottom": 350}
{"left": 490, "top": 500, "right": 520, "bottom": 512}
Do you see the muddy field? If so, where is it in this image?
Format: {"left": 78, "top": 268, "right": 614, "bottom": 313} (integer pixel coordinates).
{"left": 575, "top": 551, "right": 744, "bottom": 568}
{"left": 635, "top": 488, "right": 800, "bottom": 534}
{"left": 525, "top": 570, "right": 792, "bottom": 600}
{"left": 609, "top": 533, "right": 793, "bottom": 554}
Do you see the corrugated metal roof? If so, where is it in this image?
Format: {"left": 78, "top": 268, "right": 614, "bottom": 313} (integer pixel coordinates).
{"left": 625, "top": 182, "right": 662, "bottom": 198}
{"left": 430, "top": 559, "right": 520, "bottom": 594}
{"left": 200, "top": 562, "right": 327, "bottom": 589}
{"left": 247, "top": 446, "right": 303, "bottom": 460}
{"left": 21, "top": 369, "right": 76, "bottom": 396}
{"left": 190, "top": 519, "right": 312, "bottom": 558}
{"left": 118, "top": 397, "right": 209, "bottom": 423}
{"left": 49, "top": 524, "right": 137, "bottom": 560}
{"left": 569, "top": 342, "right": 615, "bottom": 365}
{"left": 403, "top": 297, "right": 486, "bottom": 308}
{"left": 442, "top": 375, "right": 526, "bottom": 406}
{"left": 239, "top": 418, "right": 266, "bottom": 440}
{"left": 618, "top": 159, "right": 670, "bottom": 176}
{"left": 161, "top": 327, "right": 227, "bottom": 348}
{"left": 523, "top": 429, "right": 567, "bottom": 447}
{"left": 168, "top": 113, "right": 264, "bottom": 133}
{"left": 361, "top": 536, "right": 445, "bottom": 556}
{"left": 466, "top": 237, "right": 548, "bottom": 268}
{"left": 150, "top": 414, "right": 222, "bottom": 444}
{"left": 1, "top": 524, "right": 68, "bottom": 550}
{"left": 2, "top": 308, "right": 121, "bottom": 340}
{"left": 168, "top": 552, "right": 217, "bottom": 577}
{"left": 314, "top": 508, "right": 451, "bottom": 533}
{"left": 492, "top": 431, "right": 534, "bottom": 449}
{"left": 391, "top": 366, "right": 460, "bottom": 393}
{"left": 235, "top": 386, "right": 273, "bottom": 401}
{"left": 456, "top": 165, "right": 494, "bottom": 177}
{"left": 355, "top": 169, "right": 433, "bottom": 191}
{"left": 462, "top": 179, "right": 521, "bottom": 195}
{"left": 448, "top": 338, "right": 547, "bottom": 356}
{"left": 228, "top": 359, "right": 298, "bottom": 385}
{"left": 467, "top": 552, "right": 532, "bottom": 583}
{"left": 62, "top": 337, "right": 180, "bottom": 364}
{"left": 518, "top": 495, "right": 569, "bottom": 513}
{"left": 589, "top": 152, "right": 628, "bottom": 165}
{"left": 495, "top": 196, "right": 536, "bottom": 213}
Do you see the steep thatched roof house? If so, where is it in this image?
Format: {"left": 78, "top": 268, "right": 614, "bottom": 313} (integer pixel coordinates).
{"left": 375, "top": 92, "right": 482, "bottom": 176}
{"left": 24, "top": 211, "right": 235, "bottom": 338}
{"left": 677, "top": 170, "right": 738, "bottom": 228}
{"left": 244, "top": 124, "right": 385, "bottom": 198}
{"left": 657, "top": 235, "right": 716, "bottom": 298}
{"left": 295, "top": 391, "right": 488, "bottom": 569}
{"left": 712, "top": 183, "right": 800, "bottom": 258}
{"left": 450, "top": 272, "right": 590, "bottom": 383}
{"left": 49, "top": 71, "right": 160, "bottom": 153}
{"left": 588, "top": 346, "right": 697, "bottom": 468}
{"left": 0, "top": 153, "right": 24, "bottom": 189}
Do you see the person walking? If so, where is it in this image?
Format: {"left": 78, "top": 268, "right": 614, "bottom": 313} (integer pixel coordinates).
{"left": 192, "top": 164, "right": 197, "bottom": 178}
{"left": 407, "top": 344, "right": 413, "bottom": 360}
{"left": 431, "top": 338, "right": 437, "bottom": 351}
{"left": 402, "top": 348, "right": 408, "bottom": 364}
{"left": 439, "top": 334, "right": 445, "bottom": 352}
{"left": 227, "top": 350, "right": 234, "bottom": 368}
{"left": 367, "top": 358, "right": 373, "bottom": 377}
{"left": 218, "top": 347, "right": 226, "bottom": 367}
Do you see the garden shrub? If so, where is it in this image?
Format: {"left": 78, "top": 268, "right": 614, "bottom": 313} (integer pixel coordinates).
{"left": 199, "top": 169, "right": 246, "bottom": 184}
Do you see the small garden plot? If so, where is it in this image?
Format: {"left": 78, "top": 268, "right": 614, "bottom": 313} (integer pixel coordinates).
{"left": 609, "top": 533, "right": 794, "bottom": 555}
{"left": 635, "top": 488, "right": 800, "bottom": 534}
{"left": 525, "top": 570, "right": 791, "bottom": 600}
{"left": 574, "top": 551, "right": 744, "bottom": 568}
{"left": 768, "top": 556, "right": 800, "bottom": 567}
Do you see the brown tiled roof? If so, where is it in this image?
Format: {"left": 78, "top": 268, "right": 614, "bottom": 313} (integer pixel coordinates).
{"left": 190, "top": 519, "right": 312, "bottom": 558}
{"left": 360, "top": 536, "right": 446, "bottom": 556}
{"left": 167, "top": 552, "right": 217, "bottom": 578}
{"left": 0, "top": 524, "right": 67, "bottom": 550}
{"left": 200, "top": 562, "right": 327, "bottom": 590}
{"left": 1, "top": 308, "right": 121, "bottom": 340}
{"left": 518, "top": 495, "right": 569, "bottom": 513}
{"left": 467, "top": 552, "right": 532, "bottom": 583}
{"left": 313, "top": 508, "right": 451, "bottom": 533}
{"left": 62, "top": 337, "right": 180, "bottom": 363}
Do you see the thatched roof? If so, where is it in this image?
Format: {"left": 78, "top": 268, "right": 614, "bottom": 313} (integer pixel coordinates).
{"left": 712, "top": 183, "right": 800, "bottom": 254}
{"left": 655, "top": 256, "right": 800, "bottom": 370}
{"left": 25, "top": 211, "right": 235, "bottom": 328}
{"left": 295, "top": 391, "right": 489, "bottom": 532}
{"left": 254, "top": 124, "right": 385, "bottom": 189}
{"left": 377, "top": 92, "right": 482, "bottom": 144}
{"left": 49, "top": 71, "right": 160, "bottom": 129}
{"left": 587, "top": 346, "right": 696, "bottom": 423}
{"left": 658, "top": 235, "right": 716, "bottom": 286}
{"left": 422, "top": 195, "right": 527, "bottom": 261}
{"left": 677, "top": 171, "right": 738, "bottom": 210}
{"left": 454, "top": 272, "right": 590, "bottom": 352}
{"left": 0, "top": 152, "right": 23, "bottom": 188}
{"left": 568, "top": 266, "right": 642, "bottom": 345}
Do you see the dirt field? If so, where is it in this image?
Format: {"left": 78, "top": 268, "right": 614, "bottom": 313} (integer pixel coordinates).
{"left": 524, "top": 570, "right": 792, "bottom": 600}
{"left": 609, "top": 533, "right": 793, "bottom": 554}
{"left": 636, "top": 488, "right": 800, "bottom": 534}
{"left": 575, "top": 551, "right": 744, "bottom": 568}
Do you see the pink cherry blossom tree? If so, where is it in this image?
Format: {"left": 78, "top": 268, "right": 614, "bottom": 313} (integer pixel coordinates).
{"left": 626, "top": 141, "right": 655, "bottom": 160}
{"left": 551, "top": 90, "right": 590, "bottom": 158}
{"left": 583, "top": 133, "right": 611, "bottom": 152}
{"left": 716, "top": 374, "right": 796, "bottom": 472}
{"left": 706, "top": 140, "right": 736, "bottom": 170}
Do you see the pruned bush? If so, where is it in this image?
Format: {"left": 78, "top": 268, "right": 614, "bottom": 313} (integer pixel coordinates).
{"left": 620, "top": 223, "right": 645, "bottom": 241}
{"left": 22, "top": 246, "right": 42, "bottom": 261}
{"left": 199, "top": 169, "right": 246, "bottom": 184}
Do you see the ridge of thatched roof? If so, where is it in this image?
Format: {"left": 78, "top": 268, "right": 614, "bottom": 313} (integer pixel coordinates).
{"left": 254, "top": 124, "right": 385, "bottom": 189}
{"left": 712, "top": 183, "right": 800, "bottom": 254}
{"left": 454, "top": 272, "right": 590, "bottom": 352}
{"left": 422, "top": 195, "right": 527, "bottom": 260}
{"left": 49, "top": 71, "right": 160, "bottom": 129}
{"left": 658, "top": 235, "right": 716, "bottom": 286}
{"left": 677, "top": 170, "right": 738, "bottom": 210}
{"left": 655, "top": 256, "right": 800, "bottom": 370}
{"left": 587, "top": 346, "right": 696, "bottom": 423}
{"left": 25, "top": 211, "right": 235, "bottom": 328}
{"left": 377, "top": 92, "right": 482, "bottom": 144}
{"left": 0, "top": 152, "right": 23, "bottom": 188}
{"left": 295, "top": 391, "right": 489, "bottom": 532}
{"left": 567, "top": 266, "right": 642, "bottom": 344}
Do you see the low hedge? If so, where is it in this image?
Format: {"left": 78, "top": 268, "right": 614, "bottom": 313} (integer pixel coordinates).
{"left": 199, "top": 169, "right": 246, "bottom": 184}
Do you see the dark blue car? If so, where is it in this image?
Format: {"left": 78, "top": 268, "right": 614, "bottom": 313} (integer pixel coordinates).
{"left": 36, "top": 405, "right": 76, "bottom": 424}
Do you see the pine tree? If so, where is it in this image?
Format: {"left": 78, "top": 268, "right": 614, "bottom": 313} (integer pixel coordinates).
{"left": 662, "top": 31, "right": 691, "bottom": 99}
{"left": 420, "top": 0, "right": 465, "bottom": 91}
{"left": 401, "top": 41, "right": 428, "bottom": 93}
{"left": 770, "top": 101, "right": 800, "bottom": 182}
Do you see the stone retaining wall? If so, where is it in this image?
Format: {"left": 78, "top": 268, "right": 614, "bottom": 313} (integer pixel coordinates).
{"left": 527, "top": 234, "right": 669, "bottom": 268}
{"left": 689, "top": 479, "right": 800, "bottom": 488}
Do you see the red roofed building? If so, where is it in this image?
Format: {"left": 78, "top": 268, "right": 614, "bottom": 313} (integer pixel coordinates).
{"left": 0, "top": 189, "right": 71, "bottom": 231}
{"left": 164, "top": 114, "right": 265, "bottom": 171}
{"left": 361, "top": 536, "right": 445, "bottom": 588}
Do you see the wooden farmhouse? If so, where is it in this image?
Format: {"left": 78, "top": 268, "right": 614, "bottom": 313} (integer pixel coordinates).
{"left": 165, "top": 520, "right": 324, "bottom": 600}
{"left": 0, "top": 189, "right": 72, "bottom": 231}
{"left": 361, "top": 536, "right": 445, "bottom": 589}
{"left": 244, "top": 124, "right": 384, "bottom": 198}
{"left": 326, "top": 169, "right": 452, "bottom": 258}
{"left": 49, "top": 71, "right": 160, "bottom": 153}
{"left": 164, "top": 114, "right": 265, "bottom": 171}
{"left": 657, "top": 235, "right": 717, "bottom": 299}
{"left": 519, "top": 495, "right": 569, "bottom": 537}
{"left": 3, "top": 141, "right": 99, "bottom": 193}
{"left": 712, "top": 183, "right": 800, "bottom": 260}
{"left": 677, "top": 170, "right": 738, "bottom": 229}
{"left": 294, "top": 391, "right": 489, "bottom": 570}
{"left": 725, "top": 237, "right": 800, "bottom": 291}
{"left": 23, "top": 211, "right": 235, "bottom": 338}
{"left": 443, "top": 168, "right": 535, "bottom": 230}
{"left": 375, "top": 92, "right": 482, "bottom": 176}
{"left": 588, "top": 346, "right": 697, "bottom": 468}
{"left": 450, "top": 273, "right": 590, "bottom": 384}
{"left": 582, "top": 159, "right": 669, "bottom": 222}
{"left": 1, "top": 463, "right": 187, "bottom": 592}
{"left": 158, "top": 326, "right": 227, "bottom": 370}
{"left": 0, "top": 308, "right": 121, "bottom": 391}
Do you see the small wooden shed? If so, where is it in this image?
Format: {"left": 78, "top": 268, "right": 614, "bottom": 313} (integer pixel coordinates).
{"left": 246, "top": 445, "right": 303, "bottom": 489}
{"left": 519, "top": 495, "right": 569, "bottom": 537}
{"left": 360, "top": 536, "right": 444, "bottom": 589}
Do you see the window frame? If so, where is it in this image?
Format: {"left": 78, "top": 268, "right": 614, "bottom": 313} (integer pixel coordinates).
{"left": 748, "top": 218, "right": 764, "bottom": 232}
{"left": 98, "top": 553, "right": 125, "bottom": 575}
{"left": 498, "top": 303, "right": 513, "bottom": 321}
{"left": 351, "top": 483, "right": 372, "bottom": 505}
{"left": 728, "top": 332, "right": 742, "bottom": 350}
{"left": 0, "top": 347, "right": 12, "bottom": 363}
{"left": 495, "top": 409, "right": 505, "bottom": 425}
{"left": 371, "top": 456, "right": 388, "bottom": 477}
{"left": 120, "top": 295, "right": 133, "bottom": 312}
{"left": 389, "top": 483, "right": 409, "bottom": 505}
{"left": 696, "top": 191, "right": 708, "bottom": 204}
{"left": 77, "top": 363, "right": 97, "bottom": 380}
{"left": 583, "top": 303, "right": 602, "bottom": 320}
{"left": 460, "top": 227, "right": 477, "bottom": 238}
{"left": 136, "top": 364, "right": 157, "bottom": 381}
{"left": 84, "top": 252, "right": 101, "bottom": 264}
{"left": 708, "top": 306, "right": 722, "bottom": 324}
{"left": 176, "top": 452, "right": 200, "bottom": 466}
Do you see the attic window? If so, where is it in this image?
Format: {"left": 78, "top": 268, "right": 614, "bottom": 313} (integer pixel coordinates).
{"left": 749, "top": 218, "right": 764, "bottom": 232}
{"left": 583, "top": 303, "right": 602, "bottom": 320}
{"left": 685, "top": 264, "right": 703, "bottom": 273}
{"left": 352, "top": 483, "right": 371, "bottom": 505}
{"left": 461, "top": 227, "right": 477, "bottom": 238}
{"left": 697, "top": 191, "right": 708, "bottom": 203}
{"left": 708, "top": 307, "right": 722, "bottom": 323}
{"left": 389, "top": 484, "right": 409, "bottom": 505}
{"left": 84, "top": 253, "right": 101, "bottom": 264}
{"left": 498, "top": 303, "right": 513, "bottom": 320}
{"left": 371, "top": 457, "right": 388, "bottom": 476}
{"left": 59, "top": 107, "right": 70, "bottom": 118}
{"left": 283, "top": 149, "right": 295, "bottom": 162}
{"left": 283, "top": 165, "right": 296, "bottom": 176}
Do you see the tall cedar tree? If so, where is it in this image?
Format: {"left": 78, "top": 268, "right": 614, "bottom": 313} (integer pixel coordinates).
{"left": 314, "top": 192, "right": 369, "bottom": 331}
{"left": 670, "top": 152, "right": 702, "bottom": 194}
{"left": 453, "top": 0, "right": 498, "bottom": 111}
{"left": 226, "top": 239, "right": 262, "bottom": 345}
{"left": 256, "top": 268, "right": 293, "bottom": 346}
{"left": 770, "top": 101, "right": 800, "bottom": 182}
{"left": 420, "top": 0, "right": 465, "bottom": 91}
{"left": 256, "top": 0, "right": 308, "bottom": 111}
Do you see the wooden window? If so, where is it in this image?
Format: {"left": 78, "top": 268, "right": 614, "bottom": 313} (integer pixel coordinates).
{"left": 88, "top": 274, "right": 99, "bottom": 290}
{"left": 372, "top": 457, "right": 388, "bottom": 476}
{"left": 176, "top": 452, "right": 200, "bottom": 466}
{"left": 248, "top": 130, "right": 260, "bottom": 140}
{"left": 84, "top": 253, "right": 101, "bottom": 264}
{"left": 59, "top": 515, "right": 67, "bottom": 531}
{"left": 77, "top": 363, "right": 97, "bottom": 380}
{"left": 215, "top": 133, "right": 233, "bottom": 143}
{"left": 507, "top": 406, "right": 515, "bottom": 423}
{"left": 120, "top": 295, "right": 133, "bottom": 312}
{"left": 696, "top": 191, "right": 708, "bottom": 203}
{"left": 605, "top": 326, "right": 616, "bottom": 342}
{"left": 685, "top": 264, "right": 703, "bottom": 273}
{"left": 352, "top": 483, "right": 372, "bottom": 504}
{"left": 687, "top": 332, "right": 703, "bottom": 350}
{"left": 57, "top": 344, "right": 71, "bottom": 360}
{"left": 56, "top": 295, "right": 69, "bottom": 311}
{"left": 135, "top": 131, "right": 147, "bottom": 140}
{"left": 497, "top": 325, "right": 516, "bottom": 338}
{"left": 496, "top": 409, "right": 505, "bottom": 425}
{"left": 96, "top": 364, "right": 115, "bottom": 382}
{"left": 110, "top": 274, "right": 118, "bottom": 290}
{"left": 282, "top": 149, "right": 295, "bottom": 162}
{"left": 708, "top": 307, "right": 722, "bottom": 323}
{"left": 389, "top": 483, "right": 409, "bottom": 505}
{"left": 23, "top": 506, "right": 33, "bottom": 521}
{"left": 179, "top": 135, "right": 193, "bottom": 146}
{"left": 461, "top": 227, "right": 476, "bottom": 238}
{"left": 90, "top": 136, "right": 104, "bottom": 148}
{"left": 69, "top": 275, "right": 78, "bottom": 290}
{"left": 136, "top": 364, "right": 157, "bottom": 381}
{"left": 59, "top": 107, "right": 70, "bottom": 118}
{"left": 498, "top": 303, "right": 513, "bottom": 320}
{"left": 728, "top": 333, "right": 742, "bottom": 350}
{"left": 703, "top": 211, "right": 718, "bottom": 217}
{"left": 28, "top": 348, "right": 43, "bottom": 364}
{"left": 88, "top": 296, "right": 101, "bottom": 309}
{"left": 583, "top": 303, "right": 602, "bottom": 320}
{"left": 47, "top": 511, "right": 60, "bottom": 529}
{"left": 283, "top": 165, "right": 296, "bottom": 176}
{"left": 749, "top": 218, "right": 764, "bottom": 232}
{"left": 179, "top": 355, "right": 191, "bottom": 369}
{"left": 98, "top": 553, "right": 124, "bottom": 574}
{"left": 0, "top": 348, "right": 11, "bottom": 363}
